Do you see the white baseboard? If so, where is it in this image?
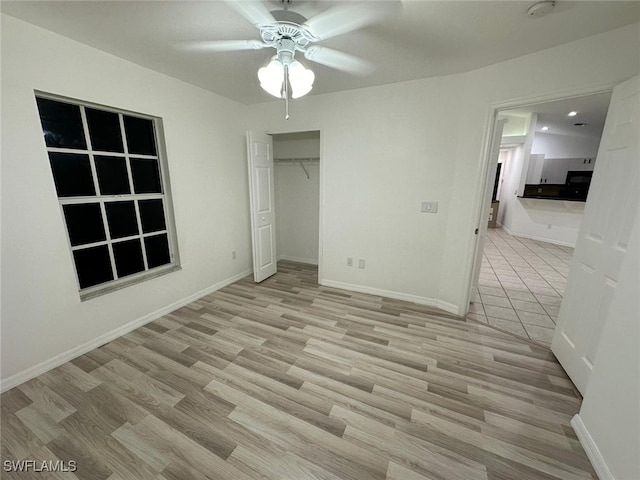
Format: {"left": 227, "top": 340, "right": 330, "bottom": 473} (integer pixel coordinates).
{"left": 571, "top": 414, "right": 614, "bottom": 480}
{"left": 277, "top": 255, "right": 318, "bottom": 265}
{"left": 501, "top": 225, "right": 577, "bottom": 248}
{"left": 500, "top": 224, "right": 517, "bottom": 237}
{"left": 319, "top": 279, "right": 461, "bottom": 316}
{"left": 0, "top": 268, "right": 252, "bottom": 393}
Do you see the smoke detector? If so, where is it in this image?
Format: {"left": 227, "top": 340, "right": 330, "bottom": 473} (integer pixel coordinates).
{"left": 527, "top": 1, "right": 556, "bottom": 18}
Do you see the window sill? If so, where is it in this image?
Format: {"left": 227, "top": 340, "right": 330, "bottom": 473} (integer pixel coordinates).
{"left": 79, "top": 264, "right": 181, "bottom": 301}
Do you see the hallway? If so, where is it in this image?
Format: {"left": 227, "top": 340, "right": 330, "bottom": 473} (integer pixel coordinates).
{"left": 469, "top": 229, "right": 574, "bottom": 347}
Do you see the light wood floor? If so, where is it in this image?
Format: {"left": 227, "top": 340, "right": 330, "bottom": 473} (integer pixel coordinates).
{"left": 1, "top": 261, "right": 596, "bottom": 480}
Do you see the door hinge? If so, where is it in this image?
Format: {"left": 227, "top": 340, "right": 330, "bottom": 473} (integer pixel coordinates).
{"left": 475, "top": 228, "right": 479, "bottom": 234}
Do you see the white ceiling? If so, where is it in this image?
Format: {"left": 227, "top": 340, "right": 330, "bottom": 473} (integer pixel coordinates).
{"left": 503, "top": 92, "right": 612, "bottom": 138}
{"left": 2, "top": 1, "right": 639, "bottom": 105}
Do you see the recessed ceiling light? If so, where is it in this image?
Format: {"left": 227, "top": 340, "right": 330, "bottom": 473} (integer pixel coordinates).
{"left": 541, "top": 126, "right": 549, "bottom": 131}
{"left": 568, "top": 111, "right": 578, "bottom": 117}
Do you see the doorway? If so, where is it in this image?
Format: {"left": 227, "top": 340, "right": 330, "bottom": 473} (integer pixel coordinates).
{"left": 271, "top": 130, "right": 322, "bottom": 276}
{"left": 468, "top": 91, "right": 612, "bottom": 347}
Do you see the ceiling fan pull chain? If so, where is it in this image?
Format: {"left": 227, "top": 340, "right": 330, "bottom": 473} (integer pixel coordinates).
{"left": 283, "top": 64, "right": 290, "bottom": 120}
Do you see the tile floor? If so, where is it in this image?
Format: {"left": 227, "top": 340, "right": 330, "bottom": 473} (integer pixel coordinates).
{"left": 468, "top": 228, "right": 575, "bottom": 347}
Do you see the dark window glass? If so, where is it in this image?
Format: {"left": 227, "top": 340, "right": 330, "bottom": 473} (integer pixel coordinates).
{"left": 36, "top": 98, "right": 87, "bottom": 149}
{"left": 86, "top": 108, "right": 124, "bottom": 153}
{"left": 62, "top": 203, "right": 106, "bottom": 246}
{"left": 123, "top": 116, "right": 157, "bottom": 155}
{"left": 145, "top": 234, "right": 170, "bottom": 268}
{"left": 73, "top": 246, "right": 113, "bottom": 289}
{"left": 49, "top": 153, "right": 95, "bottom": 197}
{"left": 112, "top": 239, "right": 145, "bottom": 277}
{"left": 37, "top": 97, "right": 174, "bottom": 291}
{"left": 105, "top": 201, "right": 138, "bottom": 239}
{"left": 95, "top": 156, "right": 130, "bottom": 195}
{"left": 139, "top": 199, "right": 166, "bottom": 233}
{"left": 131, "top": 159, "right": 161, "bottom": 193}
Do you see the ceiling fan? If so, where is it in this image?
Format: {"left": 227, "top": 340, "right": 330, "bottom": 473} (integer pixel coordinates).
{"left": 185, "top": 0, "right": 399, "bottom": 118}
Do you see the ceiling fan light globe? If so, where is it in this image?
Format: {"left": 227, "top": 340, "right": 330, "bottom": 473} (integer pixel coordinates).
{"left": 258, "top": 59, "right": 284, "bottom": 98}
{"left": 291, "top": 83, "right": 313, "bottom": 99}
{"left": 289, "top": 61, "right": 315, "bottom": 99}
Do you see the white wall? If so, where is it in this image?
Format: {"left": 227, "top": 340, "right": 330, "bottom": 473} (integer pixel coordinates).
{"left": 502, "top": 197, "right": 586, "bottom": 247}
{"left": 272, "top": 132, "right": 320, "bottom": 158}
{"left": 441, "top": 22, "right": 638, "bottom": 308}
{"left": 500, "top": 114, "right": 529, "bottom": 136}
{"left": 273, "top": 134, "right": 320, "bottom": 264}
{"left": 497, "top": 110, "right": 602, "bottom": 245}
{"left": 574, "top": 205, "right": 640, "bottom": 480}
{"left": 249, "top": 74, "right": 465, "bottom": 309}
{"left": 0, "top": 15, "right": 252, "bottom": 388}
{"left": 498, "top": 145, "right": 586, "bottom": 247}
{"left": 2, "top": 14, "right": 639, "bottom": 479}
{"left": 498, "top": 143, "right": 594, "bottom": 246}
{"left": 248, "top": 23, "right": 639, "bottom": 314}
{"left": 526, "top": 153, "right": 546, "bottom": 184}
{"left": 540, "top": 157, "right": 596, "bottom": 184}
{"left": 532, "top": 131, "right": 601, "bottom": 159}
{"left": 497, "top": 146, "right": 521, "bottom": 226}
{"left": 433, "top": 30, "right": 639, "bottom": 480}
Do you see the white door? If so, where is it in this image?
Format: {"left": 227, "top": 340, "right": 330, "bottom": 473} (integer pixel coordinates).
{"left": 247, "top": 131, "right": 277, "bottom": 282}
{"left": 468, "top": 118, "right": 506, "bottom": 304}
{"left": 552, "top": 75, "right": 640, "bottom": 394}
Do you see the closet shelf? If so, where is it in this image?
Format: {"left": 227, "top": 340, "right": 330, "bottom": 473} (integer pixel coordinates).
{"left": 273, "top": 157, "right": 320, "bottom": 165}
{"left": 274, "top": 157, "right": 318, "bottom": 179}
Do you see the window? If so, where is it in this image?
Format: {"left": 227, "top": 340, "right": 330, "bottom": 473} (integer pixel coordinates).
{"left": 36, "top": 94, "right": 180, "bottom": 299}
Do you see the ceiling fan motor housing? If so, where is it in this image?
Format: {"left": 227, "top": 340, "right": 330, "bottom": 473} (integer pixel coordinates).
{"left": 276, "top": 38, "right": 296, "bottom": 66}
{"left": 260, "top": 21, "right": 317, "bottom": 54}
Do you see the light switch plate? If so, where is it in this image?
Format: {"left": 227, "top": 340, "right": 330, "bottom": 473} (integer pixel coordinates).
{"left": 421, "top": 201, "right": 438, "bottom": 213}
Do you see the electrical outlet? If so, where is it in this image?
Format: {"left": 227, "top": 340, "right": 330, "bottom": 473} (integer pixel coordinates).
{"left": 347, "top": 257, "right": 353, "bottom": 267}
{"left": 420, "top": 201, "right": 438, "bottom": 213}
{"left": 232, "top": 250, "right": 237, "bottom": 260}
{"left": 358, "top": 259, "right": 366, "bottom": 269}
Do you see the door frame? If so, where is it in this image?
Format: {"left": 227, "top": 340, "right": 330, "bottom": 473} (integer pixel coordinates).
{"left": 266, "top": 127, "right": 325, "bottom": 282}
{"left": 463, "top": 83, "right": 617, "bottom": 313}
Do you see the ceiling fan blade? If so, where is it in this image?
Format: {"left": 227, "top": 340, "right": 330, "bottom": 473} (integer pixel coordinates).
{"left": 226, "top": 0, "right": 276, "bottom": 27}
{"left": 179, "top": 40, "right": 269, "bottom": 52}
{"left": 304, "top": 46, "right": 373, "bottom": 76}
{"left": 303, "top": 1, "right": 399, "bottom": 40}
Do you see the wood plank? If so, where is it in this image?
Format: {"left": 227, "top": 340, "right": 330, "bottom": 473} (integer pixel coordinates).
{"left": 0, "top": 262, "right": 595, "bottom": 480}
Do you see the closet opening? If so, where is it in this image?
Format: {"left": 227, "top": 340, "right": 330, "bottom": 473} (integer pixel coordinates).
{"left": 271, "top": 130, "right": 322, "bottom": 280}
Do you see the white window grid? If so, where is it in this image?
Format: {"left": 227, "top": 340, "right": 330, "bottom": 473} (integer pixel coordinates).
{"left": 37, "top": 93, "right": 180, "bottom": 299}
